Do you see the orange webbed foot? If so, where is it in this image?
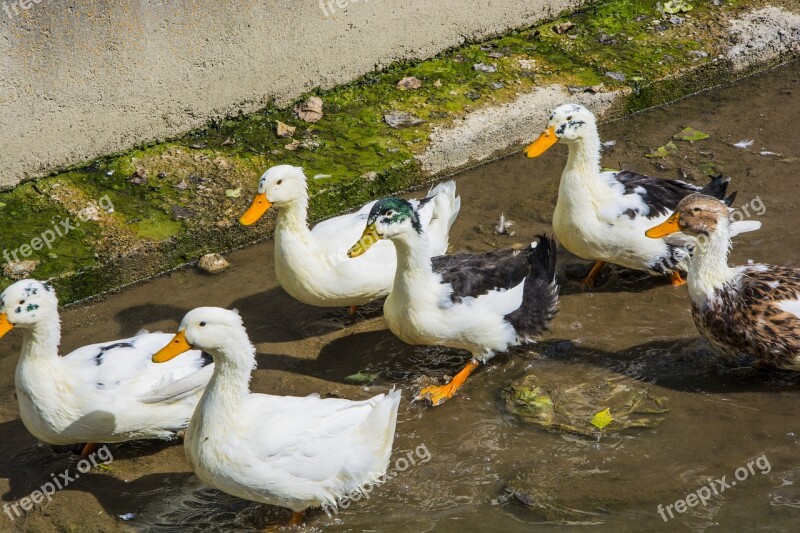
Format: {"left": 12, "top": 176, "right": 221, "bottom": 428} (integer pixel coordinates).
{"left": 416, "top": 360, "right": 480, "bottom": 406}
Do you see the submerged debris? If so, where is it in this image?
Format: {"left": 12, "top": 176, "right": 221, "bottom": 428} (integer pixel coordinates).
{"left": 384, "top": 111, "right": 424, "bottom": 128}
{"left": 198, "top": 253, "right": 230, "bottom": 274}
{"left": 645, "top": 141, "right": 679, "bottom": 158}
{"left": 733, "top": 139, "right": 754, "bottom": 149}
{"left": 502, "top": 374, "right": 669, "bottom": 437}
{"left": 673, "top": 127, "right": 709, "bottom": 141}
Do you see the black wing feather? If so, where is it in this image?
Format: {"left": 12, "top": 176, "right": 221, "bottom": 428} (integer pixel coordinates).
{"left": 614, "top": 171, "right": 730, "bottom": 220}
{"left": 432, "top": 248, "right": 531, "bottom": 303}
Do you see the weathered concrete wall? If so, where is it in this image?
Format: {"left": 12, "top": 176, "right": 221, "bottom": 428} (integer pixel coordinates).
{"left": 0, "top": 0, "right": 589, "bottom": 188}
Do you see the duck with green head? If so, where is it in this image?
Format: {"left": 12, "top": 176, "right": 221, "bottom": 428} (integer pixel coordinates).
{"left": 348, "top": 197, "right": 559, "bottom": 406}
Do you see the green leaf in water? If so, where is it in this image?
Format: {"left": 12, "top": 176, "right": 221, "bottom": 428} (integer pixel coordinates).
{"left": 645, "top": 141, "right": 678, "bottom": 158}
{"left": 673, "top": 127, "right": 709, "bottom": 142}
{"left": 345, "top": 372, "right": 380, "bottom": 384}
{"left": 591, "top": 407, "right": 614, "bottom": 430}
{"left": 225, "top": 188, "right": 241, "bottom": 198}
{"left": 698, "top": 162, "right": 717, "bottom": 176}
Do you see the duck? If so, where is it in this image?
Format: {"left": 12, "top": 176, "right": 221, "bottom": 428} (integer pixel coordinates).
{"left": 523, "top": 103, "right": 755, "bottom": 287}
{"left": 152, "top": 307, "right": 400, "bottom": 526}
{"left": 0, "top": 279, "right": 213, "bottom": 453}
{"left": 347, "top": 197, "right": 558, "bottom": 406}
{"left": 239, "top": 165, "right": 461, "bottom": 308}
{"left": 646, "top": 194, "right": 800, "bottom": 370}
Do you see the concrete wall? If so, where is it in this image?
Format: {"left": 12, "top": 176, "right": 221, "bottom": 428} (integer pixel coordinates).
{"left": 0, "top": 0, "right": 589, "bottom": 188}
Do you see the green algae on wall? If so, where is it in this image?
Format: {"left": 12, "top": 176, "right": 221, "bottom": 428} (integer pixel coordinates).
{"left": 0, "top": 0, "right": 788, "bottom": 301}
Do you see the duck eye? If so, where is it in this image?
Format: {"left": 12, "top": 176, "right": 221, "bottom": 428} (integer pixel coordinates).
{"left": 692, "top": 207, "right": 701, "bottom": 213}
{"left": 19, "top": 300, "right": 25, "bottom": 305}
{"left": 276, "top": 179, "right": 283, "bottom": 185}
{"left": 566, "top": 115, "right": 573, "bottom": 121}
{"left": 199, "top": 321, "right": 207, "bottom": 327}
{"left": 385, "top": 210, "right": 395, "bottom": 217}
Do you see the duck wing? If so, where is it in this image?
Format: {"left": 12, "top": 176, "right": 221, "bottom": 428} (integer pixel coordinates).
{"left": 613, "top": 171, "right": 731, "bottom": 220}
{"left": 238, "top": 391, "right": 399, "bottom": 489}
{"left": 431, "top": 247, "right": 531, "bottom": 303}
{"left": 64, "top": 332, "right": 213, "bottom": 404}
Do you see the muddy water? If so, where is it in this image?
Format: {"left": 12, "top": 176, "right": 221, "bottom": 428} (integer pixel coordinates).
{"left": 2, "top": 61, "right": 800, "bottom": 532}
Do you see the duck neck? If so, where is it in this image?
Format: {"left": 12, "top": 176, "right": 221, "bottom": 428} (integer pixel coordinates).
{"left": 390, "top": 230, "right": 436, "bottom": 299}
{"left": 18, "top": 315, "right": 61, "bottom": 365}
{"left": 688, "top": 223, "right": 735, "bottom": 304}
{"left": 561, "top": 132, "right": 603, "bottom": 191}
{"left": 200, "top": 335, "right": 256, "bottom": 415}
{"left": 275, "top": 196, "right": 311, "bottom": 239}
{"left": 557, "top": 131, "right": 600, "bottom": 214}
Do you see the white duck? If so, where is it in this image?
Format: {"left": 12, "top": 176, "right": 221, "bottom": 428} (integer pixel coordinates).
{"left": 239, "top": 165, "right": 460, "bottom": 308}
{"left": 348, "top": 198, "right": 558, "bottom": 406}
{"left": 0, "top": 279, "right": 213, "bottom": 452}
{"left": 523, "top": 103, "right": 754, "bottom": 287}
{"left": 152, "top": 307, "right": 401, "bottom": 526}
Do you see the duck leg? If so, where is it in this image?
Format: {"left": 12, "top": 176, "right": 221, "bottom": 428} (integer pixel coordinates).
{"left": 80, "top": 442, "right": 97, "bottom": 457}
{"left": 288, "top": 511, "right": 305, "bottom": 526}
{"left": 416, "top": 359, "right": 480, "bottom": 406}
{"left": 581, "top": 261, "right": 606, "bottom": 287}
{"left": 670, "top": 272, "right": 686, "bottom": 287}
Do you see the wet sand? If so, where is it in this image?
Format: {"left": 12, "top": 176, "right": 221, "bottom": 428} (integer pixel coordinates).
{"left": 1, "top": 61, "right": 800, "bottom": 532}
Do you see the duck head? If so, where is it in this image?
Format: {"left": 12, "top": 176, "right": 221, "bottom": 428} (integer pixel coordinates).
{"left": 646, "top": 194, "right": 729, "bottom": 239}
{"left": 0, "top": 280, "right": 59, "bottom": 338}
{"left": 524, "top": 104, "right": 597, "bottom": 158}
{"left": 153, "top": 307, "right": 246, "bottom": 363}
{"left": 239, "top": 165, "right": 308, "bottom": 225}
{"left": 347, "top": 198, "right": 422, "bottom": 258}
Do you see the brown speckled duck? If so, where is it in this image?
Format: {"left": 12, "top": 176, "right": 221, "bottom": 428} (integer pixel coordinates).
{"left": 645, "top": 194, "right": 800, "bottom": 370}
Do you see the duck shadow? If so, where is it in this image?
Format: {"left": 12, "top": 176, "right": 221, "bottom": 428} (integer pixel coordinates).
{"left": 230, "top": 287, "right": 384, "bottom": 344}
{"left": 0, "top": 418, "right": 293, "bottom": 530}
{"left": 556, "top": 260, "right": 674, "bottom": 296}
{"left": 534, "top": 337, "right": 800, "bottom": 393}
{"left": 114, "top": 287, "right": 383, "bottom": 345}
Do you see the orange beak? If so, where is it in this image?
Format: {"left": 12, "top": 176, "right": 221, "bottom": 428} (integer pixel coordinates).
{"left": 152, "top": 330, "right": 192, "bottom": 363}
{"left": 524, "top": 126, "right": 558, "bottom": 158}
{"left": 239, "top": 193, "right": 272, "bottom": 226}
{"left": 646, "top": 213, "right": 683, "bottom": 238}
{"left": 0, "top": 313, "right": 13, "bottom": 339}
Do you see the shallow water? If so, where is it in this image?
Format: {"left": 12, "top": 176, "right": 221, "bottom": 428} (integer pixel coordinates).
{"left": 1, "top": 61, "right": 800, "bottom": 532}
